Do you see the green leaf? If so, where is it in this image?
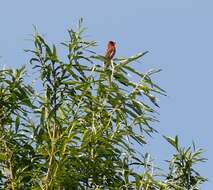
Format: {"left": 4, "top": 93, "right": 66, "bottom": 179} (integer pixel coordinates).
{"left": 15, "top": 116, "right": 20, "bottom": 132}
{"left": 164, "top": 135, "right": 179, "bottom": 151}
{"left": 117, "top": 51, "right": 149, "bottom": 67}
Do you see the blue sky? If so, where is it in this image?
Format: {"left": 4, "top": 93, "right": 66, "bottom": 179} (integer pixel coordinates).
{"left": 0, "top": 0, "right": 212, "bottom": 188}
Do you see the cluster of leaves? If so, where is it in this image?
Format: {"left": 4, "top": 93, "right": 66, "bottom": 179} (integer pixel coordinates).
{"left": 0, "top": 21, "right": 207, "bottom": 189}
{"left": 164, "top": 136, "right": 207, "bottom": 190}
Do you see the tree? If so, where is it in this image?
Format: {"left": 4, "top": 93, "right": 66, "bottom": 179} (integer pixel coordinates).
{"left": 0, "top": 20, "right": 207, "bottom": 190}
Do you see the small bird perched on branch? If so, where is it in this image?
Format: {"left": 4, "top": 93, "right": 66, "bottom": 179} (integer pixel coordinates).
{"left": 104, "top": 41, "right": 116, "bottom": 87}
{"left": 104, "top": 41, "right": 116, "bottom": 67}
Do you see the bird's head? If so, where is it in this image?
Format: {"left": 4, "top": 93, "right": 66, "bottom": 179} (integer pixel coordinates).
{"left": 108, "top": 41, "right": 116, "bottom": 47}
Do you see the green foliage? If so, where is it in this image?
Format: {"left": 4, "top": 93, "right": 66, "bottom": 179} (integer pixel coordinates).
{"left": 0, "top": 21, "right": 207, "bottom": 190}
{"left": 164, "top": 136, "right": 207, "bottom": 190}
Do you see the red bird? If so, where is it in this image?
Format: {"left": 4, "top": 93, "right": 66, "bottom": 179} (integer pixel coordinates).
{"left": 105, "top": 41, "right": 116, "bottom": 61}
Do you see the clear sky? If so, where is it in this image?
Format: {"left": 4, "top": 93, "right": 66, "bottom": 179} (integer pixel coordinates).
{"left": 0, "top": 1, "right": 212, "bottom": 189}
